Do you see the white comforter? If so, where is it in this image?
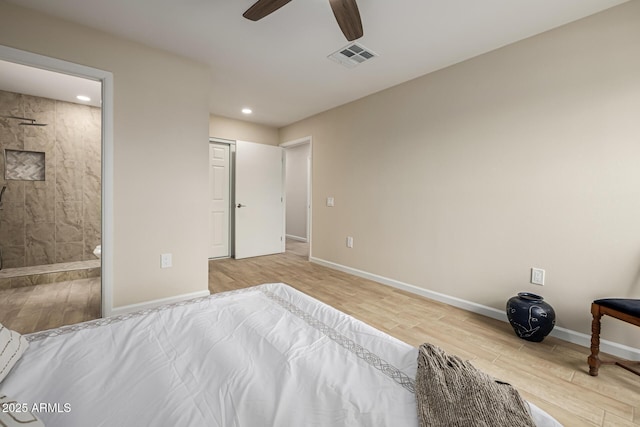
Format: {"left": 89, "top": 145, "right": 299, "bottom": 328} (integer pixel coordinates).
{"left": 1, "top": 283, "right": 560, "bottom": 426}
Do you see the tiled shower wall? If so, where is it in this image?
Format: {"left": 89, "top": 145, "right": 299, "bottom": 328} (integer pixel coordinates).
{"left": 0, "top": 90, "right": 101, "bottom": 268}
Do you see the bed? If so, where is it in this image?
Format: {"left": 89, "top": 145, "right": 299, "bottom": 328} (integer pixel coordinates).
{"left": 1, "top": 283, "right": 561, "bottom": 426}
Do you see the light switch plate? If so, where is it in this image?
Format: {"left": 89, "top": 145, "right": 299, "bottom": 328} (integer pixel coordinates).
{"left": 531, "top": 268, "right": 545, "bottom": 285}
{"left": 327, "top": 197, "right": 335, "bottom": 207}
{"left": 346, "top": 236, "right": 353, "bottom": 248}
{"left": 161, "top": 253, "right": 172, "bottom": 268}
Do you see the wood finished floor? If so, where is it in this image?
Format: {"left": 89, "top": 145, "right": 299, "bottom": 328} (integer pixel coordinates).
{"left": 209, "top": 240, "right": 640, "bottom": 427}
{"left": 2, "top": 240, "right": 638, "bottom": 426}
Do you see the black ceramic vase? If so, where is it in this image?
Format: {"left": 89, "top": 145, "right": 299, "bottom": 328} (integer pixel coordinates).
{"left": 506, "top": 292, "right": 556, "bottom": 342}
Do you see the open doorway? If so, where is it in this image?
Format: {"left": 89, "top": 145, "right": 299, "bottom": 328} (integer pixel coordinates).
{"left": 0, "top": 46, "right": 113, "bottom": 332}
{"left": 282, "top": 137, "right": 311, "bottom": 259}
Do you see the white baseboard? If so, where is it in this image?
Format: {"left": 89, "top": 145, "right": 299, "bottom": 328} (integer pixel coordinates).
{"left": 286, "top": 234, "right": 308, "bottom": 242}
{"left": 310, "top": 256, "right": 640, "bottom": 361}
{"left": 110, "top": 290, "right": 211, "bottom": 317}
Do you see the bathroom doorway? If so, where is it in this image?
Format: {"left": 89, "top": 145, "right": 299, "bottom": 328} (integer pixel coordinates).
{"left": 0, "top": 50, "right": 109, "bottom": 333}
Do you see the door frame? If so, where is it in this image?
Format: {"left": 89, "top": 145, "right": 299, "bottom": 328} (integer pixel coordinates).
{"left": 280, "top": 136, "right": 312, "bottom": 259}
{"left": 0, "top": 44, "right": 114, "bottom": 316}
{"left": 208, "top": 137, "right": 235, "bottom": 259}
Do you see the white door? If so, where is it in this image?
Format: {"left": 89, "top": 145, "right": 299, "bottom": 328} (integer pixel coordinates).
{"left": 235, "top": 140, "right": 284, "bottom": 259}
{"left": 208, "top": 142, "right": 230, "bottom": 258}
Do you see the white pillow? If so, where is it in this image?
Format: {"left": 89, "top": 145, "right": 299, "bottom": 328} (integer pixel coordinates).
{"left": 0, "top": 394, "right": 45, "bottom": 426}
{"left": 0, "top": 323, "right": 29, "bottom": 383}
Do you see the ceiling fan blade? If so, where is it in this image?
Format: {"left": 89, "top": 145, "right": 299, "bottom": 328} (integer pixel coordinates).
{"left": 243, "top": 0, "right": 293, "bottom": 21}
{"left": 328, "top": 0, "right": 363, "bottom": 41}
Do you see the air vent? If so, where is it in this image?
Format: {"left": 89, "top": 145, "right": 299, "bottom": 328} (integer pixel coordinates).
{"left": 328, "top": 43, "right": 378, "bottom": 69}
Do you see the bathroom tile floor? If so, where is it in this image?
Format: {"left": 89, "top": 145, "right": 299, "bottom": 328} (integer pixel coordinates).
{"left": 0, "top": 277, "right": 101, "bottom": 334}
{"left": 0, "top": 239, "right": 306, "bottom": 335}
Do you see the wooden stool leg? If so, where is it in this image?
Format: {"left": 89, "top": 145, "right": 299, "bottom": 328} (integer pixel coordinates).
{"left": 588, "top": 303, "right": 602, "bottom": 376}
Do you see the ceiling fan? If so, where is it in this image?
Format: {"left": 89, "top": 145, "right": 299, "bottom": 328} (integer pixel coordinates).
{"left": 243, "top": 0, "right": 363, "bottom": 41}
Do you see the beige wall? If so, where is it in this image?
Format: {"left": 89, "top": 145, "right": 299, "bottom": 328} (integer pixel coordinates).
{"left": 0, "top": 2, "right": 211, "bottom": 307}
{"left": 0, "top": 90, "right": 101, "bottom": 268}
{"left": 210, "top": 114, "right": 279, "bottom": 146}
{"left": 280, "top": 2, "right": 640, "bottom": 348}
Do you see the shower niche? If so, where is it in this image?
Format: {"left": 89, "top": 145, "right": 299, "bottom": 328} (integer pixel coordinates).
{"left": 4, "top": 149, "right": 46, "bottom": 181}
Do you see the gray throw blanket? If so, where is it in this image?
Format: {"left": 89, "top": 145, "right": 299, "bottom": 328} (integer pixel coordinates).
{"left": 415, "top": 343, "right": 536, "bottom": 427}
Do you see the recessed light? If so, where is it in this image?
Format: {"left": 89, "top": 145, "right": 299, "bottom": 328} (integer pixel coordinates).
{"left": 242, "top": 108, "right": 252, "bottom": 114}
{"left": 76, "top": 95, "right": 91, "bottom": 102}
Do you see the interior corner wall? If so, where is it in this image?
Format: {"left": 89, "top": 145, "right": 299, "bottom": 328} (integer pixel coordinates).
{"left": 209, "top": 114, "right": 279, "bottom": 146}
{"left": 279, "top": 1, "right": 640, "bottom": 348}
{"left": 0, "top": 2, "right": 211, "bottom": 307}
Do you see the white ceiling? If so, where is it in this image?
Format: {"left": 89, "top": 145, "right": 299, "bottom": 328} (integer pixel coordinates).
{"left": 1, "top": 0, "right": 630, "bottom": 127}
{"left": 0, "top": 60, "right": 102, "bottom": 108}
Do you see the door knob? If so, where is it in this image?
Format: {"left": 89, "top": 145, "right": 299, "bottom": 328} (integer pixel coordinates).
{"left": 237, "top": 203, "right": 246, "bottom": 208}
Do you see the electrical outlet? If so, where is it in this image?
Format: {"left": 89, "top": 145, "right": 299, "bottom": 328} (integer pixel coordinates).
{"left": 327, "top": 197, "right": 335, "bottom": 207}
{"left": 531, "top": 268, "right": 545, "bottom": 286}
{"left": 346, "top": 236, "right": 353, "bottom": 248}
{"left": 161, "top": 253, "right": 172, "bottom": 268}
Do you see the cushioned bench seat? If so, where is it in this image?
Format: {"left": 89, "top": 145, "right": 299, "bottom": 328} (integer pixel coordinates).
{"left": 593, "top": 299, "right": 640, "bottom": 317}
{"left": 588, "top": 299, "right": 640, "bottom": 377}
